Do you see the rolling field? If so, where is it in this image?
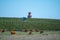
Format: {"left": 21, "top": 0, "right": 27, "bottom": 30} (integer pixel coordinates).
{"left": 0, "top": 17, "right": 60, "bottom": 40}
{"left": 0, "top": 17, "right": 60, "bottom": 30}
{"left": 0, "top": 31, "right": 60, "bottom": 40}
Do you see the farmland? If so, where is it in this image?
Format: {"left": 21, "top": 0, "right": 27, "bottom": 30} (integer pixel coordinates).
{"left": 0, "top": 17, "right": 60, "bottom": 40}
{"left": 0, "top": 17, "right": 60, "bottom": 31}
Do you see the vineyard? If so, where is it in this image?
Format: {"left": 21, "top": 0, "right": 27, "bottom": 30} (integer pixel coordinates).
{"left": 0, "top": 17, "right": 60, "bottom": 31}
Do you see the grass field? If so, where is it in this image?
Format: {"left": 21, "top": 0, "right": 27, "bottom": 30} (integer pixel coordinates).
{"left": 0, "top": 31, "right": 60, "bottom": 40}
{"left": 0, "top": 17, "right": 60, "bottom": 40}
{"left": 0, "top": 17, "right": 60, "bottom": 31}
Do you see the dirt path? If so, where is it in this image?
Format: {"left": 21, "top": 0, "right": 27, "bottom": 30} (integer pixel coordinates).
{"left": 0, "top": 34, "right": 60, "bottom": 40}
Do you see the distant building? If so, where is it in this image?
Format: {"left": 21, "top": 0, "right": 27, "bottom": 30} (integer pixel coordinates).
{"left": 27, "top": 12, "right": 32, "bottom": 18}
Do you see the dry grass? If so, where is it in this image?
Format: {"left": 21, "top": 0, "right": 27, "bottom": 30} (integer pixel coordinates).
{"left": 0, "top": 31, "right": 60, "bottom": 40}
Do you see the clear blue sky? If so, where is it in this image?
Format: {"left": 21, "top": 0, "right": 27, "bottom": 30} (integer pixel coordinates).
{"left": 0, "top": 0, "right": 60, "bottom": 19}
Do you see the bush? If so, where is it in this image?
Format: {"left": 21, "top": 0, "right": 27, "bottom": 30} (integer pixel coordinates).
{"left": 40, "top": 30, "right": 44, "bottom": 34}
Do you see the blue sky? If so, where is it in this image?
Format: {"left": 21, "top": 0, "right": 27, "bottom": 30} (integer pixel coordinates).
{"left": 0, "top": 0, "right": 60, "bottom": 19}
